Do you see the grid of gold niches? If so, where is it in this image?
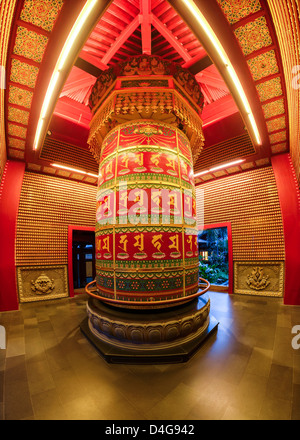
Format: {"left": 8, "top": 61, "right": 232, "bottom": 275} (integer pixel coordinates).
{"left": 197, "top": 167, "right": 285, "bottom": 261}
{"left": 16, "top": 172, "right": 97, "bottom": 266}
{"left": 194, "top": 133, "right": 255, "bottom": 173}
{"left": 40, "top": 138, "right": 98, "bottom": 174}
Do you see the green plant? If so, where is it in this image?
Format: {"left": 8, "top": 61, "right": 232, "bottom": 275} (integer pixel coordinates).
{"left": 198, "top": 226, "right": 229, "bottom": 285}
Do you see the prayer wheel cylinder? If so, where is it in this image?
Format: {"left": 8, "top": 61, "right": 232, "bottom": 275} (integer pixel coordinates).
{"left": 95, "top": 121, "right": 199, "bottom": 307}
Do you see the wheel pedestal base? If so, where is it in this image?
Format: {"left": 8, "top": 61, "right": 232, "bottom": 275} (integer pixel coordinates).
{"left": 80, "top": 293, "right": 218, "bottom": 364}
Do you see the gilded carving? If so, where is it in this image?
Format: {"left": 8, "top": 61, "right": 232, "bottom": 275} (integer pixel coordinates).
{"left": 17, "top": 265, "right": 68, "bottom": 302}
{"left": 31, "top": 273, "right": 55, "bottom": 295}
{"left": 87, "top": 55, "right": 204, "bottom": 164}
{"left": 234, "top": 261, "right": 284, "bottom": 297}
{"left": 88, "top": 91, "right": 204, "bottom": 164}
{"left": 246, "top": 266, "right": 270, "bottom": 290}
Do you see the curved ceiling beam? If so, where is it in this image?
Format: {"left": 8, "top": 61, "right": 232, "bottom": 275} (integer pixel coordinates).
{"left": 170, "top": 0, "right": 270, "bottom": 152}
{"left": 27, "top": 0, "right": 113, "bottom": 156}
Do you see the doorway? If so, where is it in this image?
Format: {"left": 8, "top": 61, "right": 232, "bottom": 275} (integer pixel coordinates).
{"left": 68, "top": 227, "right": 95, "bottom": 296}
{"left": 198, "top": 223, "right": 233, "bottom": 293}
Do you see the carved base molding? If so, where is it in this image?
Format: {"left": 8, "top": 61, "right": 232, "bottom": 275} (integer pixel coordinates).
{"left": 234, "top": 261, "right": 284, "bottom": 297}
{"left": 17, "top": 265, "right": 69, "bottom": 303}
{"left": 81, "top": 294, "right": 219, "bottom": 363}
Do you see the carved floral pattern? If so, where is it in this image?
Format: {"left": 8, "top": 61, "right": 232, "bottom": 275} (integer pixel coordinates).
{"left": 266, "top": 116, "right": 286, "bottom": 133}
{"left": 10, "top": 59, "right": 39, "bottom": 89}
{"left": 247, "top": 50, "right": 279, "bottom": 81}
{"left": 8, "top": 86, "right": 33, "bottom": 108}
{"left": 7, "top": 123, "right": 27, "bottom": 139}
{"left": 234, "top": 262, "right": 284, "bottom": 298}
{"left": 8, "top": 107, "right": 29, "bottom": 125}
{"left": 234, "top": 16, "right": 273, "bottom": 56}
{"left": 271, "top": 143, "right": 287, "bottom": 154}
{"left": 256, "top": 77, "right": 283, "bottom": 102}
{"left": 247, "top": 267, "right": 270, "bottom": 291}
{"left": 8, "top": 149, "right": 25, "bottom": 159}
{"left": 13, "top": 26, "right": 48, "bottom": 63}
{"left": 262, "top": 99, "right": 285, "bottom": 120}
{"left": 20, "top": 0, "right": 63, "bottom": 32}
{"left": 89, "top": 55, "right": 204, "bottom": 111}
{"left": 269, "top": 131, "right": 287, "bottom": 144}
{"left": 8, "top": 137, "right": 25, "bottom": 150}
{"left": 217, "top": 0, "right": 262, "bottom": 24}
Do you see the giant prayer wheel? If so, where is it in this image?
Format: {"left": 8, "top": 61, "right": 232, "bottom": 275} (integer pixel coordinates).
{"left": 82, "top": 55, "right": 217, "bottom": 362}
{"left": 95, "top": 121, "right": 199, "bottom": 307}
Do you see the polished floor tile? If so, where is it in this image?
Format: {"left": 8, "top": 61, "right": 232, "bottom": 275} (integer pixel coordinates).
{"left": 0, "top": 291, "right": 299, "bottom": 420}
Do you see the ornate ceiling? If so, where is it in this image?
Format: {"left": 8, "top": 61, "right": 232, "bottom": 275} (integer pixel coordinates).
{"left": 1, "top": 0, "right": 298, "bottom": 186}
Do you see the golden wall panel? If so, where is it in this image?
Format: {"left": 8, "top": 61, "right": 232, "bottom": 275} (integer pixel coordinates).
{"left": 196, "top": 167, "right": 285, "bottom": 261}
{"left": 267, "top": 0, "right": 300, "bottom": 186}
{"left": 17, "top": 265, "right": 69, "bottom": 303}
{"left": 16, "top": 172, "right": 97, "bottom": 266}
{"left": 234, "top": 261, "right": 284, "bottom": 298}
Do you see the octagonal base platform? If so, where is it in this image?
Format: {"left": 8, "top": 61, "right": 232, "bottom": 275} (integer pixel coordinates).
{"left": 80, "top": 294, "right": 218, "bottom": 364}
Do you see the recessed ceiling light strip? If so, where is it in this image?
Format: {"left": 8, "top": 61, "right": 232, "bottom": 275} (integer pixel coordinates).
{"left": 181, "top": 0, "right": 262, "bottom": 146}
{"left": 33, "top": 0, "right": 98, "bottom": 151}
{"left": 51, "top": 163, "right": 98, "bottom": 178}
{"left": 194, "top": 159, "right": 245, "bottom": 177}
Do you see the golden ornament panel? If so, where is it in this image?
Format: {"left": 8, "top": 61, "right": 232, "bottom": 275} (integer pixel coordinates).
{"left": 17, "top": 265, "right": 69, "bottom": 303}
{"left": 234, "top": 261, "right": 284, "bottom": 297}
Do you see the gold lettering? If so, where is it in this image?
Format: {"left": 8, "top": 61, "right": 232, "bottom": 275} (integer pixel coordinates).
{"left": 152, "top": 234, "right": 163, "bottom": 252}
{"left": 119, "top": 191, "right": 127, "bottom": 208}
{"left": 151, "top": 153, "right": 160, "bottom": 167}
{"left": 105, "top": 161, "right": 113, "bottom": 174}
{"left": 135, "top": 153, "right": 144, "bottom": 167}
{"left": 121, "top": 155, "right": 129, "bottom": 168}
{"left": 151, "top": 190, "right": 161, "bottom": 207}
{"left": 185, "top": 196, "right": 191, "bottom": 211}
{"left": 169, "top": 194, "right": 178, "bottom": 209}
{"left": 181, "top": 161, "right": 188, "bottom": 174}
{"left": 103, "top": 236, "right": 110, "bottom": 253}
{"left": 134, "top": 189, "right": 144, "bottom": 206}
{"left": 166, "top": 156, "right": 175, "bottom": 170}
{"left": 134, "top": 234, "right": 144, "bottom": 252}
{"left": 169, "top": 235, "right": 179, "bottom": 252}
{"left": 119, "top": 234, "right": 128, "bottom": 253}
{"left": 187, "top": 235, "right": 193, "bottom": 251}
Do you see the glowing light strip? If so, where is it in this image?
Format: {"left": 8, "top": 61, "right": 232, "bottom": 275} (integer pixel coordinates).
{"left": 194, "top": 159, "right": 245, "bottom": 177}
{"left": 51, "top": 163, "right": 98, "bottom": 178}
{"left": 33, "top": 0, "right": 98, "bottom": 150}
{"left": 181, "top": 0, "right": 261, "bottom": 145}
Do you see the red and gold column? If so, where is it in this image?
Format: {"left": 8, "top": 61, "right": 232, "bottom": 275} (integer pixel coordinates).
{"left": 95, "top": 121, "right": 199, "bottom": 307}
{"left": 82, "top": 55, "right": 216, "bottom": 362}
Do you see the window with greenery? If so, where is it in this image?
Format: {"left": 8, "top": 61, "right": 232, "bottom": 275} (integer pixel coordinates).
{"left": 198, "top": 227, "right": 229, "bottom": 286}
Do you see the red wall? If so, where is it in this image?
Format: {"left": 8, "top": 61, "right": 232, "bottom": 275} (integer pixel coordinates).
{"left": 0, "top": 160, "right": 25, "bottom": 311}
{"left": 272, "top": 154, "right": 300, "bottom": 305}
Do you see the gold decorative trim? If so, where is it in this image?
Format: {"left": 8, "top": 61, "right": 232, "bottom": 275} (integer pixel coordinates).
{"left": 234, "top": 261, "right": 284, "bottom": 297}
{"left": 88, "top": 90, "right": 204, "bottom": 164}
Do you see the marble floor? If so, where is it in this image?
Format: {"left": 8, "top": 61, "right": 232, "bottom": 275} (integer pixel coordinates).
{"left": 0, "top": 291, "right": 299, "bottom": 420}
